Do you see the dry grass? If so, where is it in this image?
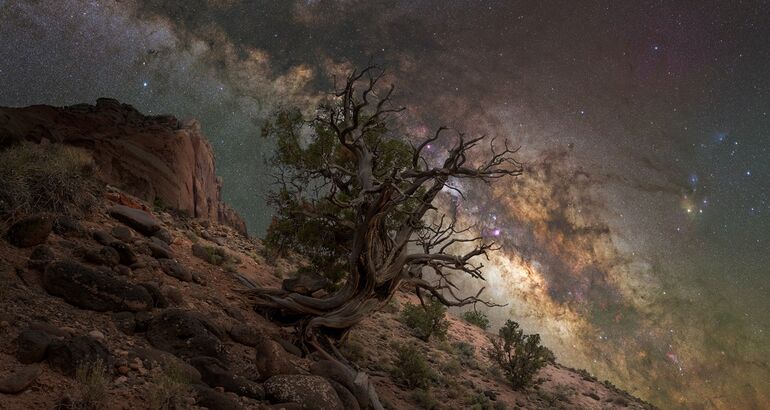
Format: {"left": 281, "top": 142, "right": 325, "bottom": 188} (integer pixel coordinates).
{"left": 146, "top": 361, "right": 194, "bottom": 410}
{"left": 0, "top": 142, "right": 101, "bottom": 225}
{"left": 71, "top": 359, "right": 109, "bottom": 410}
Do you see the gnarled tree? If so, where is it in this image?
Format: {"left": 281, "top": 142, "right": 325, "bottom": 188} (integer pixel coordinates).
{"left": 254, "top": 67, "right": 522, "bottom": 400}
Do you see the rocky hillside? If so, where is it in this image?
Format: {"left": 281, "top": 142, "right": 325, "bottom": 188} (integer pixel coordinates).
{"left": 0, "top": 105, "right": 654, "bottom": 410}
{"left": 0, "top": 99, "right": 246, "bottom": 235}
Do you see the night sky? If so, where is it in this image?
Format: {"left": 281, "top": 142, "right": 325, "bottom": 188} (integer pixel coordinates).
{"left": 1, "top": 1, "right": 768, "bottom": 408}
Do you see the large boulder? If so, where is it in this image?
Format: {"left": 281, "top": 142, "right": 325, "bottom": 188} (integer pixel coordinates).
{"left": 43, "top": 260, "right": 153, "bottom": 312}
{"left": 15, "top": 329, "right": 52, "bottom": 364}
{"left": 193, "top": 385, "right": 244, "bottom": 410}
{"left": 255, "top": 338, "right": 299, "bottom": 380}
{"left": 108, "top": 205, "right": 161, "bottom": 236}
{"left": 190, "top": 356, "right": 264, "bottom": 399}
{"left": 145, "top": 309, "right": 225, "bottom": 360}
{"left": 158, "top": 259, "right": 193, "bottom": 282}
{"left": 263, "top": 375, "right": 344, "bottom": 410}
{"left": 6, "top": 214, "right": 53, "bottom": 248}
{"left": 47, "top": 336, "right": 110, "bottom": 376}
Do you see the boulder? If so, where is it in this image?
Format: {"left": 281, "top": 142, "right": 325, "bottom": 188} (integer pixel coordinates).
{"left": 228, "top": 324, "right": 262, "bottom": 347}
{"left": 43, "top": 260, "right": 153, "bottom": 312}
{"left": 108, "top": 241, "right": 137, "bottom": 265}
{"left": 0, "top": 365, "right": 42, "bottom": 394}
{"left": 15, "top": 329, "right": 52, "bottom": 364}
{"left": 255, "top": 338, "right": 299, "bottom": 380}
{"left": 131, "top": 346, "right": 201, "bottom": 383}
{"left": 194, "top": 385, "right": 244, "bottom": 410}
{"left": 263, "top": 375, "right": 344, "bottom": 410}
{"left": 112, "top": 312, "right": 136, "bottom": 335}
{"left": 47, "top": 336, "right": 110, "bottom": 376}
{"left": 92, "top": 230, "right": 116, "bottom": 246}
{"left": 309, "top": 360, "right": 367, "bottom": 409}
{"left": 148, "top": 238, "right": 172, "bottom": 259}
{"left": 6, "top": 214, "right": 53, "bottom": 248}
{"left": 84, "top": 246, "right": 120, "bottom": 267}
{"left": 190, "top": 356, "right": 264, "bottom": 399}
{"left": 145, "top": 309, "right": 225, "bottom": 360}
{"left": 282, "top": 272, "right": 330, "bottom": 295}
{"left": 153, "top": 228, "right": 174, "bottom": 245}
{"left": 139, "top": 282, "right": 168, "bottom": 308}
{"left": 158, "top": 259, "right": 193, "bottom": 282}
{"left": 108, "top": 205, "right": 161, "bottom": 236}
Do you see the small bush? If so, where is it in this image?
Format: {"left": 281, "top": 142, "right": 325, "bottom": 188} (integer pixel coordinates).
{"left": 486, "top": 319, "right": 552, "bottom": 390}
{"left": 147, "top": 361, "right": 194, "bottom": 410}
{"left": 72, "top": 359, "right": 109, "bottom": 410}
{"left": 0, "top": 142, "right": 100, "bottom": 225}
{"left": 453, "top": 341, "right": 477, "bottom": 368}
{"left": 410, "top": 388, "right": 439, "bottom": 409}
{"left": 401, "top": 298, "right": 449, "bottom": 341}
{"left": 390, "top": 344, "right": 433, "bottom": 389}
{"left": 462, "top": 310, "right": 490, "bottom": 330}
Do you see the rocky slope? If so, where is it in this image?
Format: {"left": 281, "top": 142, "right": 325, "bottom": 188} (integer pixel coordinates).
{"left": 0, "top": 99, "right": 247, "bottom": 235}
{"left": 0, "top": 105, "right": 654, "bottom": 409}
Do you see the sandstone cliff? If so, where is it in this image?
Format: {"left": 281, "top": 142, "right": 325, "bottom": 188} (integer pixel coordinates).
{"left": 0, "top": 98, "right": 247, "bottom": 235}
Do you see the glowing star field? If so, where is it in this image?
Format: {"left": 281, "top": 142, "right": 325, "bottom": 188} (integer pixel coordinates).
{"left": 1, "top": 1, "right": 768, "bottom": 408}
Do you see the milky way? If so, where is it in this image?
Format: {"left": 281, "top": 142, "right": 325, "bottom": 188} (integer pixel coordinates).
{"left": 1, "top": 1, "right": 768, "bottom": 408}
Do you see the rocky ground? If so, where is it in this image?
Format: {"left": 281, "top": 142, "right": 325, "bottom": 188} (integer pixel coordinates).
{"left": 0, "top": 187, "right": 654, "bottom": 409}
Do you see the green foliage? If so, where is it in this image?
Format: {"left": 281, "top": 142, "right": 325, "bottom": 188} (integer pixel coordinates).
{"left": 462, "top": 310, "right": 490, "bottom": 330}
{"left": 0, "top": 142, "right": 100, "bottom": 224}
{"left": 261, "top": 106, "right": 418, "bottom": 286}
{"left": 486, "top": 319, "right": 553, "bottom": 390}
{"left": 452, "top": 341, "right": 478, "bottom": 368}
{"left": 401, "top": 298, "right": 450, "bottom": 341}
{"left": 390, "top": 344, "right": 433, "bottom": 389}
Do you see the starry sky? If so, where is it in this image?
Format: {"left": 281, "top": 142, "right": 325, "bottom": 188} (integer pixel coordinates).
{"left": 1, "top": 1, "right": 768, "bottom": 408}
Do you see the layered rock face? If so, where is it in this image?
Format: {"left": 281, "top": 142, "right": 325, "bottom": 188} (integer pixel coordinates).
{"left": 0, "top": 98, "right": 247, "bottom": 235}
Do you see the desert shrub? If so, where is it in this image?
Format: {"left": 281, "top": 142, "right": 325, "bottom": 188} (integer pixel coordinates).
{"left": 453, "top": 341, "right": 477, "bottom": 368}
{"left": 341, "top": 335, "right": 366, "bottom": 364}
{"left": 71, "top": 358, "right": 108, "bottom": 410}
{"left": 410, "top": 388, "right": 439, "bottom": 409}
{"left": 401, "top": 298, "right": 450, "bottom": 341}
{"left": 486, "top": 319, "right": 552, "bottom": 390}
{"left": 147, "top": 361, "right": 194, "bottom": 410}
{"left": 462, "top": 310, "right": 490, "bottom": 330}
{"left": 390, "top": 344, "right": 433, "bottom": 389}
{"left": 0, "top": 142, "right": 100, "bottom": 225}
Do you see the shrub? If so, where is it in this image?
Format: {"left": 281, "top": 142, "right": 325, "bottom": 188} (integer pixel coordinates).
{"left": 410, "top": 388, "right": 439, "bottom": 409}
{"left": 0, "top": 142, "right": 100, "bottom": 225}
{"left": 390, "top": 344, "right": 433, "bottom": 389}
{"left": 486, "top": 319, "right": 552, "bottom": 390}
{"left": 462, "top": 310, "right": 490, "bottom": 330}
{"left": 71, "top": 358, "right": 109, "bottom": 410}
{"left": 401, "top": 298, "right": 450, "bottom": 341}
{"left": 147, "top": 361, "right": 194, "bottom": 410}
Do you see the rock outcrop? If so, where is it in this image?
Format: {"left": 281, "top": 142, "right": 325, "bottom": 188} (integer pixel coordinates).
{"left": 0, "top": 98, "right": 247, "bottom": 235}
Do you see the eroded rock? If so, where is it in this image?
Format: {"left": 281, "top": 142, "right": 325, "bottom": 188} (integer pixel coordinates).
{"left": 6, "top": 214, "right": 53, "bottom": 248}
{"left": 263, "top": 375, "right": 343, "bottom": 410}
{"left": 145, "top": 309, "right": 225, "bottom": 360}
{"left": 109, "top": 205, "right": 161, "bottom": 236}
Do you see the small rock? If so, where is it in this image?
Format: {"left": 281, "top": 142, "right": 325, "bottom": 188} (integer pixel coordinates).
{"left": 109, "top": 241, "right": 137, "bottom": 265}
{"left": 192, "top": 272, "right": 207, "bottom": 286}
{"left": 114, "top": 264, "right": 132, "bottom": 276}
{"left": 140, "top": 283, "right": 168, "bottom": 308}
{"left": 117, "top": 366, "right": 130, "bottom": 375}
{"left": 0, "top": 365, "right": 42, "bottom": 394}
{"left": 153, "top": 228, "right": 174, "bottom": 245}
{"left": 145, "top": 309, "right": 225, "bottom": 360}
{"left": 108, "top": 205, "right": 161, "bottom": 236}
{"left": 6, "top": 214, "right": 53, "bottom": 248}
{"left": 282, "top": 271, "right": 330, "bottom": 295}
{"left": 111, "top": 225, "right": 134, "bottom": 242}
{"left": 93, "top": 230, "right": 117, "bottom": 246}
{"left": 158, "top": 259, "right": 193, "bottom": 282}
{"left": 162, "top": 285, "right": 184, "bottom": 305}
{"left": 148, "top": 239, "right": 172, "bottom": 259}
{"left": 115, "top": 376, "right": 128, "bottom": 384}
{"left": 194, "top": 385, "right": 244, "bottom": 410}
{"left": 88, "top": 330, "right": 105, "bottom": 341}
{"left": 15, "top": 329, "right": 52, "bottom": 364}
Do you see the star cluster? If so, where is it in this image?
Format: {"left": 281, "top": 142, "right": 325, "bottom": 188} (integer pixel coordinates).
{"left": 1, "top": 1, "right": 768, "bottom": 408}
